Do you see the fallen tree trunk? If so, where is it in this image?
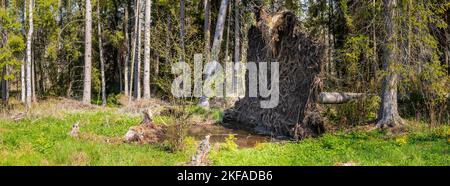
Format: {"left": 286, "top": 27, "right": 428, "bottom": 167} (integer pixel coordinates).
{"left": 317, "top": 92, "right": 450, "bottom": 104}
{"left": 318, "top": 92, "right": 367, "bottom": 104}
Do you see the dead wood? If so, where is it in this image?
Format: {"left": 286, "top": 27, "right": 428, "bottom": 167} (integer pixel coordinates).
{"left": 124, "top": 110, "right": 167, "bottom": 144}
{"left": 318, "top": 92, "right": 367, "bottom": 104}
{"left": 186, "top": 135, "right": 211, "bottom": 166}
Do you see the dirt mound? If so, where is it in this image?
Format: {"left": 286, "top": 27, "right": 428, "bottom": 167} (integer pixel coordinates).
{"left": 223, "top": 9, "right": 325, "bottom": 140}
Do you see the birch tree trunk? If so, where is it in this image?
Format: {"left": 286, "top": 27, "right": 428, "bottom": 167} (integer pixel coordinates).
{"left": 143, "top": 0, "right": 151, "bottom": 99}
{"left": 97, "top": 1, "right": 106, "bottom": 106}
{"left": 21, "top": 64, "right": 25, "bottom": 103}
{"left": 377, "top": 0, "right": 403, "bottom": 128}
{"left": 82, "top": 0, "right": 93, "bottom": 104}
{"left": 21, "top": 0, "right": 26, "bottom": 103}
{"left": 124, "top": 3, "right": 129, "bottom": 96}
{"left": 199, "top": 0, "right": 229, "bottom": 107}
{"left": 25, "top": 0, "right": 33, "bottom": 108}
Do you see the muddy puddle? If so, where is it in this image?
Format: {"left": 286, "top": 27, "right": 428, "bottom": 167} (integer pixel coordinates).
{"left": 185, "top": 124, "right": 272, "bottom": 148}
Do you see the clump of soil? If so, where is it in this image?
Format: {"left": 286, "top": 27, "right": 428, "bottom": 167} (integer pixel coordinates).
{"left": 223, "top": 9, "right": 326, "bottom": 140}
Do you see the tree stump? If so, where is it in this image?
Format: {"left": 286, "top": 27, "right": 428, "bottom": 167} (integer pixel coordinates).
{"left": 223, "top": 9, "right": 325, "bottom": 140}
{"left": 124, "top": 110, "right": 167, "bottom": 144}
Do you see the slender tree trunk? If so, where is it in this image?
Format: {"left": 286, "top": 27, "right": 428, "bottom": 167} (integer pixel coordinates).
{"left": 445, "top": 12, "right": 449, "bottom": 75}
{"left": 377, "top": 0, "right": 403, "bottom": 128}
{"left": 143, "top": 0, "right": 151, "bottom": 99}
{"left": 134, "top": 0, "right": 143, "bottom": 100}
{"left": 233, "top": 0, "right": 240, "bottom": 91}
{"left": 167, "top": 13, "right": 172, "bottom": 55}
{"left": 204, "top": 0, "right": 211, "bottom": 63}
{"left": 406, "top": 0, "right": 412, "bottom": 66}
{"left": 21, "top": 0, "right": 27, "bottom": 103}
{"left": 97, "top": 0, "right": 106, "bottom": 106}
{"left": 372, "top": 0, "right": 378, "bottom": 78}
{"left": 199, "top": 0, "right": 229, "bottom": 107}
{"left": 124, "top": 3, "right": 129, "bottom": 96}
{"left": 26, "top": 0, "right": 33, "bottom": 109}
{"left": 328, "top": 0, "right": 335, "bottom": 77}
{"left": 129, "top": 0, "right": 140, "bottom": 101}
{"left": 445, "top": 30, "right": 449, "bottom": 75}
{"left": 1, "top": 66, "right": 8, "bottom": 105}
{"left": 82, "top": 0, "right": 93, "bottom": 104}
{"left": 166, "top": 13, "right": 171, "bottom": 61}
{"left": 21, "top": 64, "right": 25, "bottom": 102}
{"left": 118, "top": 52, "right": 123, "bottom": 91}
{"left": 180, "top": 0, "right": 186, "bottom": 61}
{"left": 155, "top": 53, "right": 159, "bottom": 76}
{"left": 225, "top": 1, "right": 231, "bottom": 62}
{"left": 31, "top": 54, "right": 36, "bottom": 103}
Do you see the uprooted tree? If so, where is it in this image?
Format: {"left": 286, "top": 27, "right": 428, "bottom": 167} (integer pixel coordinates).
{"left": 223, "top": 9, "right": 326, "bottom": 140}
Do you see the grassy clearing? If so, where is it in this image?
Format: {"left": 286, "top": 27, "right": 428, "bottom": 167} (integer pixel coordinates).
{"left": 0, "top": 100, "right": 448, "bottom": 166}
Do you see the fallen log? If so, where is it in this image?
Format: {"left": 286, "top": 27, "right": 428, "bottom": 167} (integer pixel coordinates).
{"left": 318, "top": 92, "right": 367, "bottom": 104}
{"left": 317, "top": 92, "right": 449, "bottom": 104}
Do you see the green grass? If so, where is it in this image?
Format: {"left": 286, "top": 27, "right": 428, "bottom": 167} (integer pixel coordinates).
{"left": 210, "top": 127, "right": 449, "bottom": 166}
{"left": 0, "top": 108, "right": 448, "bottom": 166}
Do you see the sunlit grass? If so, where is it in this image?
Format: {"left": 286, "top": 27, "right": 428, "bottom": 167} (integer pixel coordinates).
{"left": 0, "top": 102, "right": 448, "bottom": 166}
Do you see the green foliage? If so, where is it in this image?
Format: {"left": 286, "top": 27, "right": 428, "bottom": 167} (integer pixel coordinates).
{"left": 0, "top": 110, "right": 193, "bottom": 165}
{"left": 220, "top": 134, "right": 238, "bottom": 151}
{"left": 324, "top": 96, "right": 380, "bottom": 126}
{"left": 0, "top": 4, "right": 25, "bottom": 81}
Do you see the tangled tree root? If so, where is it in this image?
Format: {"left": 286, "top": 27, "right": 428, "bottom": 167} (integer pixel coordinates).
{"left": 223, "top": 9, "right": 325, "bottom": 140}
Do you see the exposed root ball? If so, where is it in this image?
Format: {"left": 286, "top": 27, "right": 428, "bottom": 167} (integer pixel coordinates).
{"left": 223, "top": 10, "right": 325, "bottom": 140}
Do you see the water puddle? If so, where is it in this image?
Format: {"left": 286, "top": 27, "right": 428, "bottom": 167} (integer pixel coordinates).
{"left": 186, "top": 124, "right": 272, "bottom": 148}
